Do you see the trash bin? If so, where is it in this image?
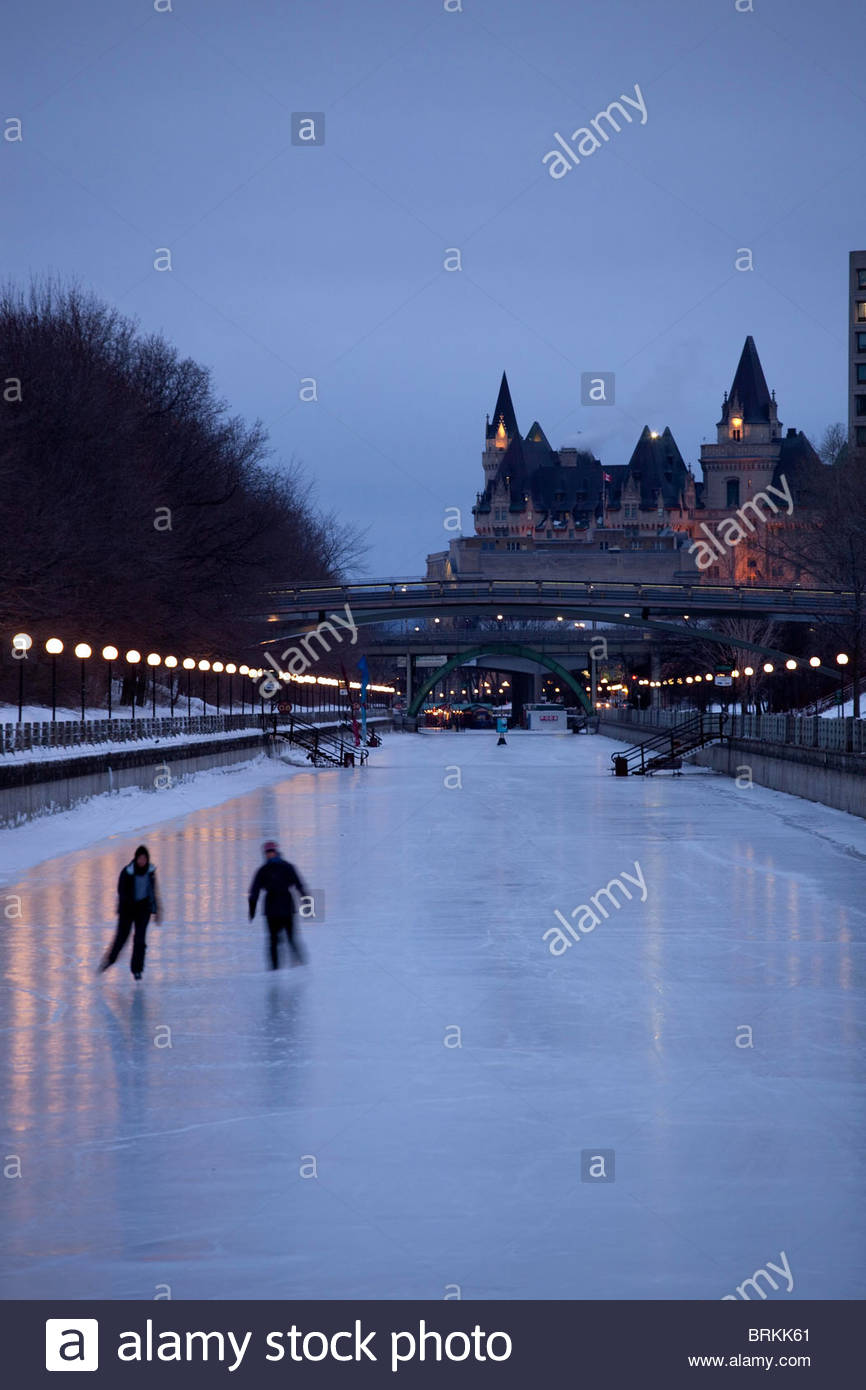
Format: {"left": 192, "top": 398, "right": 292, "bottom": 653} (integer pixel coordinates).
{"left": 614, "top": 756, "right": 628, "bottom": 777}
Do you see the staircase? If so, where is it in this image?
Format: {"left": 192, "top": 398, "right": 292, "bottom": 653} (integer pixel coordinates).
{"left": 271, "top": 713, "right": 370, "bottom": 768}
{"left": 611, "top": 713, "right": 726, "bottom": 775}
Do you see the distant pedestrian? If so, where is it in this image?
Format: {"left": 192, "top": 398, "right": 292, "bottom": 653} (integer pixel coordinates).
{"left": 99, "top": 844, "right": 161, "bottom": 981}
{"left": 248, "top": 840, "right": 308, "bottom": 969}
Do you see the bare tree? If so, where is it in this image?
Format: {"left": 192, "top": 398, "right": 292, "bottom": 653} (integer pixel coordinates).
{"left": 660, "top": 618, "right": 782, "bottom": 712}
{"left": 814, "top": 423, "right": 848, "bottom": 468}
{"left": 764, "top": 449, "right": 866, "bottom": 715}
{"left": 0, "top": 278, "right": 365, "bottom": 704}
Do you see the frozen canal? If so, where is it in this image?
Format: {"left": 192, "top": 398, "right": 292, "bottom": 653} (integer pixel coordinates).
{"left": 1, "top": 729, "right": 865, "bottom": 1300}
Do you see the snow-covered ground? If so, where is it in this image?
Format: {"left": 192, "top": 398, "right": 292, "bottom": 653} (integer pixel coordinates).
{"left": 1, "top": 701, "right": 352, "bottom": 724}
{"left": 1, "top": 729, "right": 864, "bottom": 1300}
{"left": 0, "top": 753, "right": 300, "bottom": 879}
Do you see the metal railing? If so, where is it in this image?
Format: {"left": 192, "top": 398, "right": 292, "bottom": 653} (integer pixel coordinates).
{"left": 605, "top": 705, "right": 866, "bottom": 755}
{"left": 0, "top": 713, "right": 267, "bottom": 757}
{"left": 0, "top": 708, "right": 395, "bottom": 758}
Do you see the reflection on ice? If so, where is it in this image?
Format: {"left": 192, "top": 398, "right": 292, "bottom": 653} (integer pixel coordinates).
{"left": 1, "top": 732, "right": 864, "bottom": 1299}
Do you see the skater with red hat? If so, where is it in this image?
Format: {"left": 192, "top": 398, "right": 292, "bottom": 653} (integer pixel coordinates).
{"left": 248, "top": 840, "right": 308, "bottom": 969}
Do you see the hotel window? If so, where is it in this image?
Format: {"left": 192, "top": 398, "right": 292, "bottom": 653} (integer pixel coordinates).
{"left": 857, "top": 427, "right": 866, "bottom": 446}
{"left": 857, "top": 302, "right": 866, "bottom": 322}
{"left": 857, "top": 332, "right": 866, "bottom": 352}
{"left": 857, "top": 396, "right": 866, "bottom": 417}
{"left": 859, "top": 270, "right": 866, "bottom": 289}
{"left": 858, "top": 364, "right": 866, "bottom": 383}
{"left": 726, "top": 479, "right": 740, "bottom": 508}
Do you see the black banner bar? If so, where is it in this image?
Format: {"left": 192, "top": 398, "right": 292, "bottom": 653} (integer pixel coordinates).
{"left": 6, "top": 1300, "right": 859, "bottom": 1387}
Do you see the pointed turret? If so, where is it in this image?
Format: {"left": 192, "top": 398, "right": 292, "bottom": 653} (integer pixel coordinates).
{"left": 486, "top": 371, "right": 519, "bottom": 444}
{"left": 725, "top": 336, "right": 772, "bottom": 423}
{"left": 717, "top": 337, "right": 780, "bottom": 442}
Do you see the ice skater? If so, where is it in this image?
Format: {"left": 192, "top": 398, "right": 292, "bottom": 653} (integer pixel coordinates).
{"left": 99, "top": 844, "right": 161, "bottom": 981}
{"left": 248, "top": 840, "right": 308, "bottom": 969}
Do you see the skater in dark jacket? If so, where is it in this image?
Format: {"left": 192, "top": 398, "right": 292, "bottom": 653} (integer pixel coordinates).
{"left": 249, "top": 840, "right": 307, "bottom": 968}
{"left": 99, "top": 845, "right": 161, "bottom": 980}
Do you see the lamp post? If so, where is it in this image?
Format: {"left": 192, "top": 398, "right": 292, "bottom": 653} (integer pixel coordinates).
{"left": 126, "top": 650, "right": 141, "bottom": 722}
{"left": 225, "top": 663, "right": 236, "bottom": 714}
{"left": 239, "top": 664, "right": 249, "bottom": 714}
{"left": 165, "top": 656, "right": 178, "bottom": 715}
{"left": 836, "top": 652, "right": 849, "bottom": 716}
{"left": 809, "top": 655, "right": 821, "bottom": 718}
{"left": 12, "top": 633, "right": 32, "bottom": 721}
{"left": 744, "top": 666, "right": 754, "bottom": 716}
{"left": 101, "top": 646, "right": 118, "bottom": 718}
{"left": 147, "top": 654, "right": 161, "bottom": 718}
{"left": 212, "top": 661, "right": 224, "bottom": 714}
{"left": 198, "top": 659, "right": 211, "bottom": 716}
{"left": 45, "top": 638, "right": 64, "bottom": 722}
{"left": 183, "top": 658, "right": 195, "bottom": 718}
{"left": 74, "top": 643, "right": 92, "bottom": 721}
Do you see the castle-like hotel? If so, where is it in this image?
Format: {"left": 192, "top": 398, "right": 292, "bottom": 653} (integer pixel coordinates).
{"left": 427, "top": 338, "right": 821, "bottom": 586}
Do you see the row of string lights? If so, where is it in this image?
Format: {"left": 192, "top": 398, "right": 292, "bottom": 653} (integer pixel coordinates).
{"left": 9, "top": 632, "right": 395, "bottom": 722}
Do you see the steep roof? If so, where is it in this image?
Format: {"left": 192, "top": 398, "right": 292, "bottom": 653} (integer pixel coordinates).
{"left": 486, "top": 371, "right": 519, "bottom": 440}
{"left": 619, "top": 426, "right": 690, "bottom": 509}
{"left": 529, "top": 451, "right": 602, "bottom": 523}
{"left": 771, "top": 429, "right": 824, "bottom": 507}
{"left": 727, "top": 336, "right": 773, "bottom": 423}
{"left": 496, "top": 432, "right": 532, "bottom": 508}
{"left": 525, "top": 420, "right": 552, "bottom": 448}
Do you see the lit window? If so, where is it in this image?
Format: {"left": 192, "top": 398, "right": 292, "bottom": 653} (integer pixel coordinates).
{"left": 857, "top": 301, "right": 866, "bottom": 322}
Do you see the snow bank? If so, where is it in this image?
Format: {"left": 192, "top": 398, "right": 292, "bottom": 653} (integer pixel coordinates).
{"left": 0, "top": 753, "right": 302, "bottom": 879}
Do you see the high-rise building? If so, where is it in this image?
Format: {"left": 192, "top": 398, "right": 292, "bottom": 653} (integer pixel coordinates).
{"left": 849, "top": 250, "right": 866, "bottom": 455}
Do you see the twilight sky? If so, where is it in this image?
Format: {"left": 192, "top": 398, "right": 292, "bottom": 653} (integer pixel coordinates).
{"left": 3, "top": 0, "right": 864, "bottom": 576}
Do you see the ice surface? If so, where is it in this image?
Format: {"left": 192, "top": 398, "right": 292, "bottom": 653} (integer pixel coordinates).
{"left": 1, "top": 729, "right": 865, "bottom": 1300}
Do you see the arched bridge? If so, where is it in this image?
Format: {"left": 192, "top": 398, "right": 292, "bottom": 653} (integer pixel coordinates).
{"left": 261, "top": 577, "right": 854, "bottom": 632}
{"left": 255, "top": 578, "right": 852, "bottom": 694}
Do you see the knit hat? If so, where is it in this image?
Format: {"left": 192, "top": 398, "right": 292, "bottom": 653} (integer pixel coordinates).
{"left": 262, "top": 840, "right": 279, "bottom": 854}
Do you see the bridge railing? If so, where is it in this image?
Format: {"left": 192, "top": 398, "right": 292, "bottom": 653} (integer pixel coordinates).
{"left": 604, "top": 705, "right": 866, "bottom": 755}
{"left": 265, "top": 576, "right": 855, "bottom": 614}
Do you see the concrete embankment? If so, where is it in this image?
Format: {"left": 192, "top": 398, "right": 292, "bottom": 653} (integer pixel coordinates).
{"left": 597, "top": 715, "right": 866, "bottom": 818}
{"left": 0, "top": 719, "right": 392, "bottom": 827}
{"left": 688, "top": 739, "right": 866, "bottom": 818}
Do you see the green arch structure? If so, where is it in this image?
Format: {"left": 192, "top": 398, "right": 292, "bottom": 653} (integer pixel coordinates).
{"left": 408, "top": 642, "right": 593, "bottom": 717}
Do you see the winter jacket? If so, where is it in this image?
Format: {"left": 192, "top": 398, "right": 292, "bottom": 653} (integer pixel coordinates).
{"left": 118, "top": 862, "right": 160, "bottom": 918}
{"left": 249, "top": 856, "right": 306, "bottom": 919}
